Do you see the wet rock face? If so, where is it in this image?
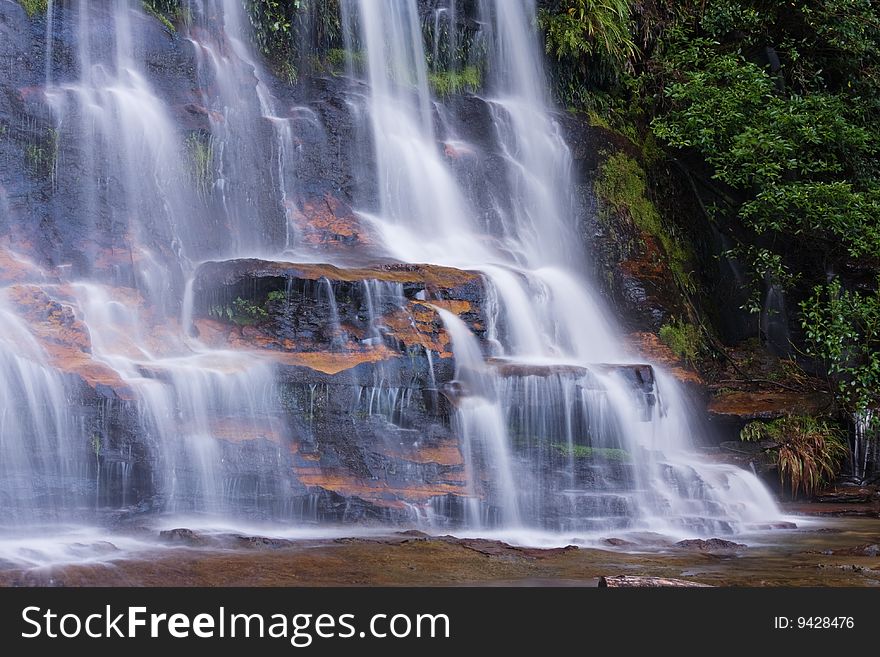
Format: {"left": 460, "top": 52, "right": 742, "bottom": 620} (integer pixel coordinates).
{"left": 0, "top": 2, "right": 723, "bottom": 524}
{"left": 190, "top": 259, "right": 485, "bottom": 357}
{"left": 560, "top": 114, "right": 693, "bottom": 334}
{"left": 708, "top": 390, "right": 836, "bottom": 422}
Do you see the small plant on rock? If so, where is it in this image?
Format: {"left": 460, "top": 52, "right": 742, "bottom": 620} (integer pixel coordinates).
{"left": 740, "top": 416, "right": 848, "bottom": 497}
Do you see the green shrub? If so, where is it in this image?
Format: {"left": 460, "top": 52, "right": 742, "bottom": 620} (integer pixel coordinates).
{"left": 210, "top": 298, "right": 268, "bottom": 326}
{"left": 538, "top": 0, "right": 636, "bottom": 67}
{"left": 801, "top": 280, "right": 880, "bottom": 415}
{"left": 741, "top": 416, "right": 848, "bottom": 496}
{"left": 267, "top": 290, "right": 287, "bottom": 303}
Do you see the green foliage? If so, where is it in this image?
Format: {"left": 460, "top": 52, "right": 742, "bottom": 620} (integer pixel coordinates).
{"left": 186, "top": 133, "right": 214, "bottom": 197}
{"left": 659, "top": 320, "right": 702, "bottom": 363}
{"left": 326, "top": 48, "right": 365, "bottom": 74}
{"left": 801, "top": 280, "right": 880, "bottom": 415}
{"left": 232, "top": 297, "right": 268, "bottom": 324}
{"left": 326, "top": 48, "right": 347, "bottom": 71}
{"left": 18, "top": 0, "right": 47, "bottom": 17}
{"left": 551, "top": 444, "right": 631, "bottom": 461}
{"left": 723, "top": 244, "right": 796, "bottom": 316}
{"left": 247, "top": 0, "right": 292, "bottom": 54}
{"left": 244, "top": 0, "right": 342, "bottom": 81}
{"left": 740, "top": 183, "right": 880, "bottom": 262}
{"left": 640, "top": 1, "right": 880, "bottom": 415}
{"left": 427, "top": 66, "right": 481, "bottom": 96}
{"left": 699, "top": 1, "right": 764, "bottom": 38}
{"left": 538, "top": 0, "right": 637, "bottom": 67}
{"left": 26, "top": 144, "right": 46, "bottom": 170}
{"left": 654, "top": 56, "right": 874, "bottom": 190}
{"left": 278, "top": 61, "right": 298, "bottom": 84}
{"left": 211, "top": 297, "right": 269, "bottom": 326}
{"left": 26, "top": 128, "right": 59, "bottom": 180}
{"left": 267, "top": 290, "right": 287, "bottom": 303}
{"left": 595, "top": 152, "right": 691, "bottom": 287}
{"left": 741, "top": 416, "right": 848, "bottom": 496}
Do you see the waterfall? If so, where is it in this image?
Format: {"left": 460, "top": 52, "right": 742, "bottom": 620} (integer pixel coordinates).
{"left": 185, "top": 0, "right": 299, "bottom": 256}
{"left": 11, "top": 0, "right": 293, "bottom": 522}
{"left": 0, "top": 0, "right": 784, "bottom": 540}
{"left": 852, "top": 411, "right": 878, "bottom": 482}
{"left": 350, "top": 0, "right": 780, "bottom": 535}
{"left": 0, "top": 296, "right": 86, "bottom": 525}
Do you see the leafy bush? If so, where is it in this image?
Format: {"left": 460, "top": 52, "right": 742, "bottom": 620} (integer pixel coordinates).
{"left": 801, "top": 280, "right": 880, "bottom": 415}
{"left": 645, "top": 2, "right": 880, "bottom": 415}
{"left": 267, "top": 290, "right": 287, "bottom": 303}
{"left": 538, "top": 0, "right": 636, "bottom": 67}
{"left": 142, "top": 1, "right": 180, "bottom": 33}
{"left": 245, "top": 0, "right": 342, "bottom": 79}
{"left": 741, "top": 416, "right": 848, "bottom": 496}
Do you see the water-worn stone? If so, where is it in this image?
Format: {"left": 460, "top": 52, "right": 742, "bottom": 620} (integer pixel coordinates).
{"left": 708, "top": 390, "right": 835, "bottom": 421}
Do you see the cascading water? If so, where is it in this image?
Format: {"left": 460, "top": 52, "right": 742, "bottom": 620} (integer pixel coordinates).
{"left": 348, "top": 0, "right": 781, "bottom": 536}
{"left": 1, "top": 0, "right": 294, "bottom": 526}
{"left": 185, "top": 0, "right": 299, "bottom": 255}
{"left": 0, "top": 295, "right": 86, "bottom": 525}
{"left": 0, "top": 0, "right": 785, "bottom": 552}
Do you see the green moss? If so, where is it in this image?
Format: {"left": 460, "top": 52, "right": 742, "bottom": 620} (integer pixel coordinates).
{"left": 428, "top": 66, "right": 481, "bottom": 97}
{"left": 19, "top": 0, "right": 48, "bottom": 17}
{"left": 327, "top": 48, "right": 366, "bottom": 74}
{"left": 142, "top": 1, "right": 176, "bottom": 33}
{"left": 595, "top": 152, "right": 691, "bottom": 287}
{"left": 659, "top": 319, "right": 702, "bottom": 362}
{"left": 587, "top": 110, "right": 611, "bottom": 130}
{"left": 551, "top": 444, "right": 631, "bottom": 461}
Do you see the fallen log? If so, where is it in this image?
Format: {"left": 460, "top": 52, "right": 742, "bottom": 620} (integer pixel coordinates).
{"left": 599, "top": 575, "right": 712, "bottom": 588}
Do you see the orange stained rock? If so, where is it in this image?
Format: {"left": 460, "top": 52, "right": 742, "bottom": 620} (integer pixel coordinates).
{"left": 207, "top": 418, "right": 284, "bottom": 444}
{"left": 3, "top": 284, "right": 133, "bottom": 398}
{"left": 376, "top": 439, "right": 465, "bottom": 468}
{"left": 268, "top": 346, "right": 398, "bottom": 374}
{"left": 0, "top": 247, "right": 48, "bottom": 284}
{"left": 191, "top": 318, "right": 231, "bottom": 348}
{"left": 627, "top": 331, "right": 704, "bottom": 386}
{"left": 291, "top": 194, "right": 376, "bottom": 248}
{"left": 293, "top": 467, "right": 466, "bottom": 508}
{"left": 382, "top": 304, "right": 450, "bottom": 355}
{"left": 707, "top": 390, "right": 835, "bottom": 419}
{"left": 216, "top": 259, "right": 481, "bottom": 290}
